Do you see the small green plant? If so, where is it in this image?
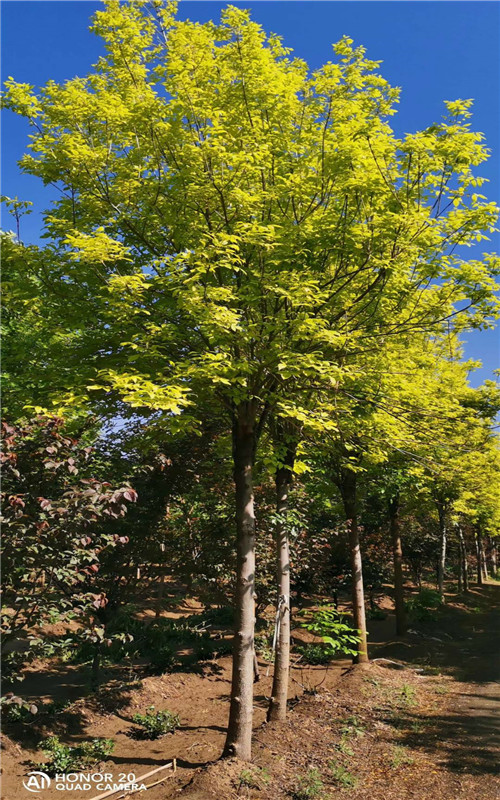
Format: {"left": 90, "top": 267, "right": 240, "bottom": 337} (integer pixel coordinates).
{"left": 390, "top": 745, "right": 415, "bottom": 768}
{"left": 132, "top": 706, "right": 180, "bottom": 738}
{"left": 434, "top": 684, "right": 450, "bottom": 695}
{"left": 33, "top": 736, "right": 114, "bottom": 776}
{"left": 328, "top": 760, "right": 358, "bottom": 788}
{"left": 255, "top": 633, "right": 274, "bottom": 663}
{"left": 398, "top": 684, "right": 417, "bottom": 707}
{"left": 43, "top": 699, "right": 73, "bottom": 715}
{"left": 238, "top": 766, "right": 270, "bottom": 789}
{"left": 363, "top": 675, "right": 381, "bottom": 687}
{"left": 336, "top": 735, "right": 354, "bottom": 756}
{"left": 340, "top": 714, "right": 365, "bottom": 738}
{"left": 293, "top": 768, "right": 327, "bottom": 800}
{"left": 300, "top": 607, "right": 361, "bottom": 659}
{"left": 2, "top": 701, "right": 36, "bottom": 723}
{"left": 405, "top": 588, "right": 442, "bottom": 622}
{"left": 420, "top": 665, "right": 442, "bottom": 676}
{"left": 296, "top": 643, "right": 332, "bottom": 665}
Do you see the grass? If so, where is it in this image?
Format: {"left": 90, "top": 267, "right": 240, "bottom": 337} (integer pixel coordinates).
{"left": 397, "top": 684, "right": 418, "bottom": 707}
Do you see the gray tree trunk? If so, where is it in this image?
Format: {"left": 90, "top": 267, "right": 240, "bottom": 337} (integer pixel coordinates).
{"left": 457, "top": 525, "right": 469, "bottom": 593}
{"left": 437, "top": 503, "right": 447, "bottom": 602}
{"left": 389, "top": 495, "right": 407, "bottom": 636}
{"left": 475, "top": 528, "right": 484, "bottom": 586}
{"left": 267, "top": 465, "right": 292, "bottom": 721}
{"left": 223, "top": 410, "right": 256, "bottom": 761}
{"left": 340, "top": 469, "right": 368, "bottom": 664}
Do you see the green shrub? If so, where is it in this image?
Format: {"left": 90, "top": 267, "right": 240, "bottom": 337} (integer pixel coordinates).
{"left": 296, "top": 643, "right": 332, "bottom": 665}
{"left": 148, "top": 643, "right": 177, "bottom": 672}
{"left": 299, "top": 607, "right": 360, "bottom": 659}
{"left": 406, "top": 588, "right": 442, "bottom": 622}
{"left": 132, "top": 706, "right": 180, "bottom": 738}
{"left": 33, "top": 736, "right": 114, "bottom": 776}
{"left": 42, "top": 699, "right": 73, "bottom": 715}
{"left": 2, "top": 703, "right": 36, "bottom": 722}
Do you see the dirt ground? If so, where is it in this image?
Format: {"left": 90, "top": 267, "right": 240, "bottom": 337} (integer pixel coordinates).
{"left": 1, "top": 583, "right": 499, "bottom": 800}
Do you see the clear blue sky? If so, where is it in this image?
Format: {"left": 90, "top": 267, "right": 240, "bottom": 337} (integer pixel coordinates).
{"left": 1, "top": 1, "right": 499, "bottom": 384}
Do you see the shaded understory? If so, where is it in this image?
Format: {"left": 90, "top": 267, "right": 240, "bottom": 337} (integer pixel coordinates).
{"left": 2, "top": 583, "right": 499, "bottom": 800}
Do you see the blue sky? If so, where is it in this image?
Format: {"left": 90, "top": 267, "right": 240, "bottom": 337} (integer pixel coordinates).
{"left": 1, "top": 0, "right": 499, "bottom": 384}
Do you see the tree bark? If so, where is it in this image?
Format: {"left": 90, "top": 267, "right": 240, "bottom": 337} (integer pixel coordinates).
{"left": 389, "top": 495, "right": 407, "bottom": 636}
{"left": 457, "top": 525, "right": 469, "bottom": 593}
{"left": 437, "top": 503, "right": 447, "bottom": 602}
{"left": 482, "top": 539, "right": 489, "bottom": 581}
{"left": 253, "top": 652, "right": 260, "bottom": 682}
{"left": 267, "top": 465, "right": 292, "bottom": 722}
{"left": 475, "top": 528, "right": 484, "bottom": 586}
{"left": 340, "top": 469, "right": 368, "bottom": 664}
{"left": 490, "top": 538, "right": 498, "bottom": 577}
{"left": 223, "top": 411, "right": 256, "bottom": 761}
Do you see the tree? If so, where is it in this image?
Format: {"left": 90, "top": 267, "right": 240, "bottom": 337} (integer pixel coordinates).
{"left": 3, "top": 0, "right": 499, "bottom": 758}
{"left": 0, "top": 417, "right": 137, "bottom": 685}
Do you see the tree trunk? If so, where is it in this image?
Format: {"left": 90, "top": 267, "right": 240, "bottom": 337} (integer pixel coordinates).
{"left": 267, "top": 465, "right": 292, "bottom": 722}
{"left": 223, "top": 412, "right": 256, "bottom": 761}
{"left": 340, "top": 469, "right": 368, "bottom": 664}
{"left": 437, "top": 503, "right": 447, "bottom": 602}
{"left": 482, "top": 540, "right": 489, "bottom": 581}
{"left": 253, "top": 652, "right": 260, "bottom": 682}
{"left": 389, "top": 495, "right": 407, "bottom": 636}
{"left": 457, "top": 525, "right": 469, "bottom": 593}
{"left": 475, "top": 528, "right": 483, "bottom": 586}
{"left": 491, "top": 539, "right": 498, "bottom": 577}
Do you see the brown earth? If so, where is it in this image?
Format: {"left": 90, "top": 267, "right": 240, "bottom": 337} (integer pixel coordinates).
{"left": 1, "top": 583, "right": 499, "bottom": 800}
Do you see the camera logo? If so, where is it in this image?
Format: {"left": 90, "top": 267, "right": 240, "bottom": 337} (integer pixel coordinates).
{"left": 22, "top": 771, "right": 51, "bottom": 793}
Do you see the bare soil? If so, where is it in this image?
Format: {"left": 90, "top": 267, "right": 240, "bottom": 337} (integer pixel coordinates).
{"left": 1, "top": 583, "right": 499, "bottom": 800}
